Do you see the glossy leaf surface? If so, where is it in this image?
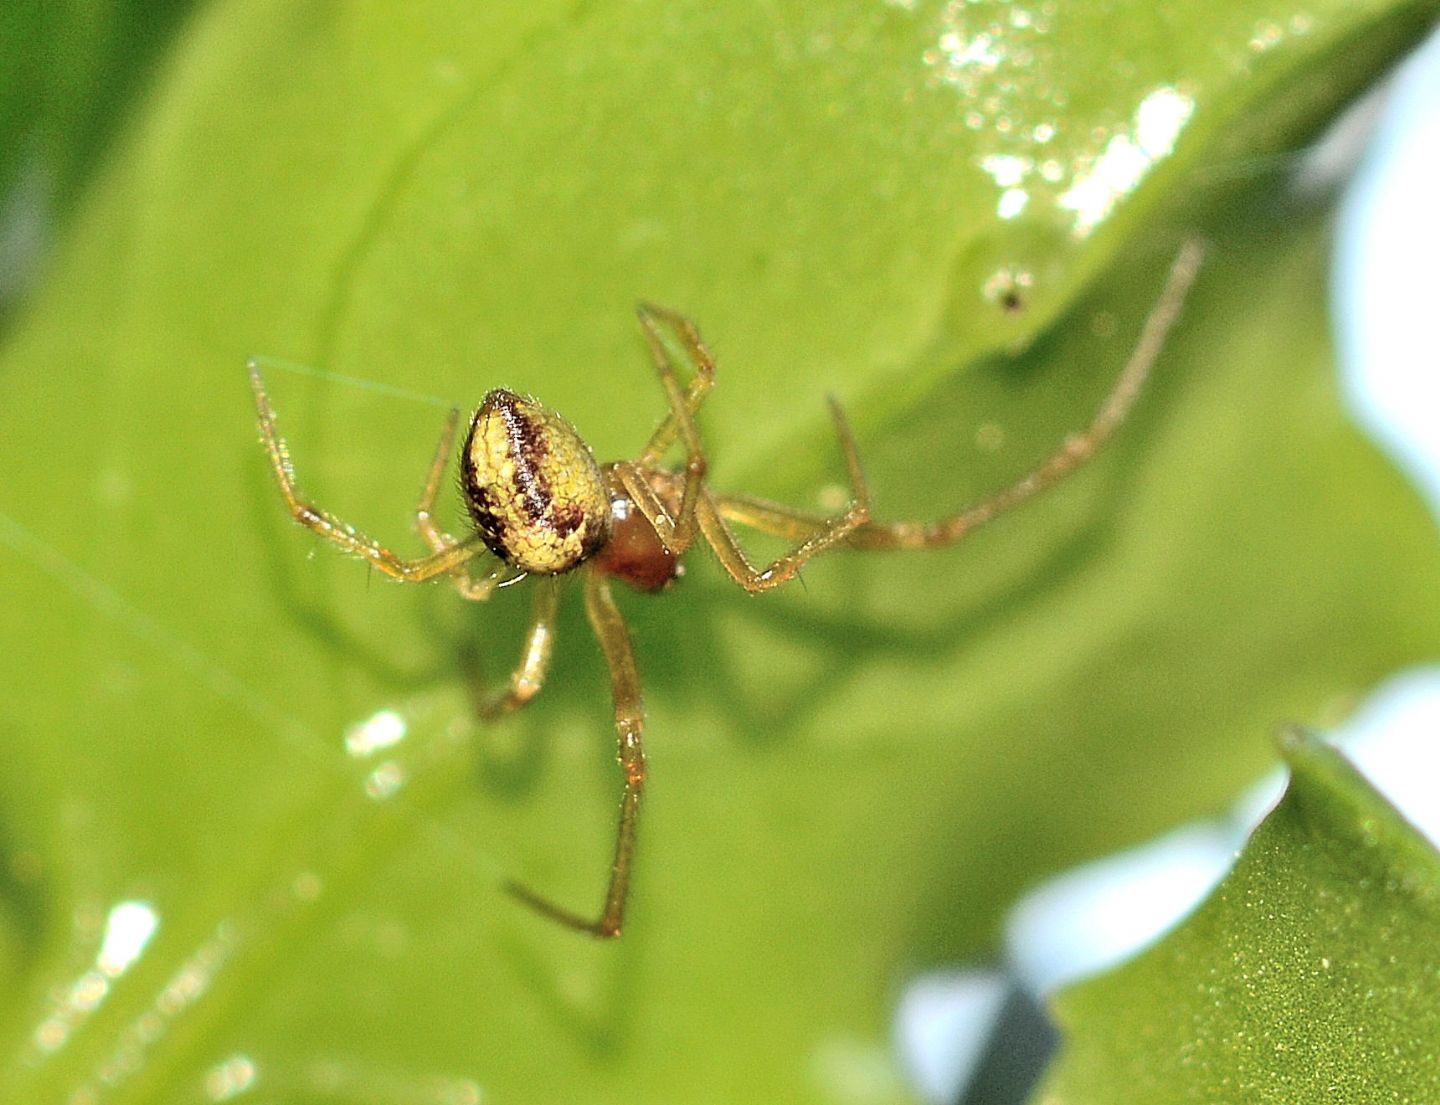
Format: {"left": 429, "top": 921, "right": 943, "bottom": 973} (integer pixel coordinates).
{"left": 1040, "top": 731, "right": 1440, "bottom": 1104}
{"left": 0, "top": 2, "right": 1437, "bottom": 1103}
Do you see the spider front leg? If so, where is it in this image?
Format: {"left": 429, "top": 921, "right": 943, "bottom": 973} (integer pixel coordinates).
{"left": 848, "top": 238, "right": 1206, "bottom": 550}
{"left": 504, "top": 570, "right": 644, "bottom": 939}
{"left": 709, "top": 239, "right": 1206, "bottom": 555}
{"left": 635, "top": 303, "right": 719, "bottom": 553}
{"left": 636, "top": 302, "right": 717, "bottom": 464}
{"left": 697, "top": 397, "right": 872, "bottom": 592}
{"left": 248, "top": 362, "right": 483, "bottom": 582}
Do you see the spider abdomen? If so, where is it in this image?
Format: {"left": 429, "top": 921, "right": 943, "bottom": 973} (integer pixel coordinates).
{"left": 461, "top": 389, "right": 611, "bottom": 575}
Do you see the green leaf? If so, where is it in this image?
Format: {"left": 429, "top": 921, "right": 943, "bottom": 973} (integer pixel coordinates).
{"left": 0, "top": 0, "right": 198, "bottom": 206}
{"left": 1038, "top": 730, "right": 1440, "bottom": 1103}
{"left": 0, "top": 4, "right": 43, "bottom": 209}
{"left": 0, "top": 0, "right": 199, "bottom": 324}
{"left": 0, "top": 2, "right": 1438, "bottom": 1103}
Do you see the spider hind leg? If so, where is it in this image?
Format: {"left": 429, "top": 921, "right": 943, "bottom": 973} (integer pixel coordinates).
{"left": 503, "top": 570, "right": 645, "bottom": 939}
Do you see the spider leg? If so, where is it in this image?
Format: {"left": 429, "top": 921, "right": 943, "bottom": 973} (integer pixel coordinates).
{"left": 606, "top": 459, "right": 685, "bottom": 549}
{"left": 473, "top": 577, "right": 562, "bottom": 719}
{"left": 414, "top": 406, "right": 506, "bottom": 601}
{"left": 636, "top": 303, "right": 716, "bottom": 463}
{"left": 696, "top": 397, "right": 871, "bottom": 592}
{"left": 505, "top": 570, "right": 644, "bottom": 938}
{"left": 415, "top": 406, "right": 461, "bottom": 551}
{"left": 848, "top": 238, "right": 1206, "bottom": 550}
{"left": 711, "top": 492, "right": 829, "bottom": 542}
{"left": 635, "top": 304, "right": 719, "bottom": 552}
{"left": 248, "top": 362, "right": 484, "bottom": 582}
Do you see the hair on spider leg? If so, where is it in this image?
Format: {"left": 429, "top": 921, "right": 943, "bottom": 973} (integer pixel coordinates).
{"left": 248, "top": 238, "right": 1206, "bottom": 939}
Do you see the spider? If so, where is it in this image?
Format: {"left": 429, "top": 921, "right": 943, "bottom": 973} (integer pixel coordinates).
{"left": 248, "top": 240, "right": 1203, "bottom": 939}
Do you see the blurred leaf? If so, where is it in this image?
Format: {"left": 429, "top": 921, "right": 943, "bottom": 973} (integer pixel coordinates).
{"left": 0, "top": 4, "right": 44, "bottom": 206}
{"left": 0, "top": 2, "right": 1437, "bottom": 1104}
{"left": 1038, "top": 731, "right": 1440, "bottom": 1103}
{"left": 43, "top": 1, "right": 200, "bottom": 203}
{"left": 0, "top": 0, "right": 198, "bottom": 317}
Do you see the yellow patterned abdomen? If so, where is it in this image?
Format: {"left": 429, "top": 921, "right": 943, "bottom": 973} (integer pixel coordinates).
{"left": 461, "top": 389, "right": 611, "bottom": 575}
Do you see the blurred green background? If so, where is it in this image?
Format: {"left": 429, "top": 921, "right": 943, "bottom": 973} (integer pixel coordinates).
{"left": 1, "top": 2, "right": 1438, "bottom": 1103}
